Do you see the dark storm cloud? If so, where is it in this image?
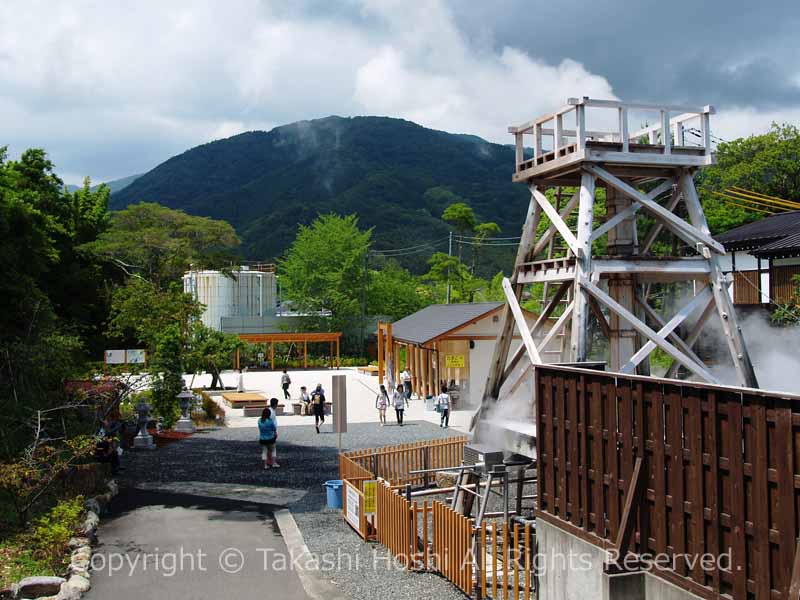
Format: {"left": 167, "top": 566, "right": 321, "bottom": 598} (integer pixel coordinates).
{"left": 449, "top": 0, "right": 800, "bottom": 111}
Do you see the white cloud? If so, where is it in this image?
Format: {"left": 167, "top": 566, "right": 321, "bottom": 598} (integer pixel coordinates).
{"left": 28, "top": 1, "right": 800, "bottom": 186}
{"left": 713, "top": 106, "right": 800, "bottom": 142}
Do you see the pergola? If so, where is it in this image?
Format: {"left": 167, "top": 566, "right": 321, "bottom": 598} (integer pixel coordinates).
{"left": 236, "top": 332, "right": 342, "bottom": 369}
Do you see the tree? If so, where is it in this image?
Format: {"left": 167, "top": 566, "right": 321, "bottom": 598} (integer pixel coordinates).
{"left": 424, "top": 252, "right": 483, "bottom": 303}
{"left": 0, "top": 147, "right": 94, "bottom": 460}
{"left": 442, "top": 202, "right": 477, "bottom": 262}
{"left": 186, "top": 324, "right": 242, "bottom": 389}
{"left": 471, "top": 221, "right": 501, "bottom": 274}
{"left": 367, "top": 259, "right": 433, "bottom": 320}
{"left": 84, "top": 202, "right": 240, "bottom": 289}
{"left": 280, "top": 214, "right": 371, "bottom": 347}
{"left": 698, "top": 123, "right": 800, "bottom": 233}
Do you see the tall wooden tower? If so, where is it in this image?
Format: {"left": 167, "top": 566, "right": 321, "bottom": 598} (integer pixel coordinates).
{"left": 482, "top": 97, "right": 758, "bottom": 413}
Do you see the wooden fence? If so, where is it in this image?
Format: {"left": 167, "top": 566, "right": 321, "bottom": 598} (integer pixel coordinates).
{"left": 476, "top": 520, "right": 535, "bottom": 600}
{"left": 534, "top": 364, "right": 800, "bottom": 599}
{"left": 342, "top": 436, "right": 469, "bottom": 487}
{"left": 433, "top": 500, "right": 475, "bottom": 595}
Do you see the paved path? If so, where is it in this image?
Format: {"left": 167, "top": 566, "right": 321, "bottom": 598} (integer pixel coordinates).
{"left": 84, "top": 488, "right": 309, "bottom": 600}
{"left": 86, "top": 419, "right": 467, "bottom": 600}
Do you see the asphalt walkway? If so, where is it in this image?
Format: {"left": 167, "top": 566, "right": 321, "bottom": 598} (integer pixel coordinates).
{"left": 85, "top": 417, "right": 466, "bottom": 600}
{"left": 85, "top": 488, "right": 308, "bottom": 600}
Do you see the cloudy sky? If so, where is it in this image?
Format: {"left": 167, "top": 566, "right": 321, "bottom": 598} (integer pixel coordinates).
{"left": 1, "top": 0, "right": 799, "bottom": 184}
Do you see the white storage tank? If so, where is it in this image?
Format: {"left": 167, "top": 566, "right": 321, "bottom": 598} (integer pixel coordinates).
{"left": 183, "top": 266, "right": 277, "bottom": 331}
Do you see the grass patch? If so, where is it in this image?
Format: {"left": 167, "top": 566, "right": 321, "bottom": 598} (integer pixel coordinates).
{"left": 0, "top": 496, "right": 85, "bottom": 589}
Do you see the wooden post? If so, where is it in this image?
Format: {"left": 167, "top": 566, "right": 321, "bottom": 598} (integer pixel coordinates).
{"left": 270, "top": 342, "right": 274, "bottom": 370}
{"left": 377, "top": 323, "right": 384, "bottom": 385}
{"left": 235, "top": 347, "right": 240, "bottom": 370}
{"left": 303, "top": 340, "right": 307, "bottom": 369}
{"left": 569, "top": 171, "right": 595, "bottom": 361}
{"left": 329, "top": 341, "right": 333, "bottom": 369}
{"left": 336, "top": 338, "right": 340, "bottom": 369}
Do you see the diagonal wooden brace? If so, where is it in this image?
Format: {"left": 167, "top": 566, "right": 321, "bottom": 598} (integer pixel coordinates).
{"left": 584, "top": 164, "right": 725, "bottom": 254}
{"left": 589, "top": 178, "right": 675, "bottom": 243}
{"left": 531, "top": 186, "right": 580, "bottom": 256}
{"left": 620, "top": 287, "right": 713, "bottom": 373}
{"left": 502, "top": 277, "right": 542, "bottom": 364}
{"left": 579, "top": 277, "right": 720, "bottom": 383}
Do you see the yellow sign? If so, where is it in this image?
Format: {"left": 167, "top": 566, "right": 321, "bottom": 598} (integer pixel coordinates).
{"left": 445, "top": 354, "right": 465, "bottom": 368}
{"left": 363, "top": 480, "right": 377, "bottom": 515}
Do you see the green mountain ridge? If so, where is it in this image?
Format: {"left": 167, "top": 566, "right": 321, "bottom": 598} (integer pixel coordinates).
{"left": 67, "top": 173, "right": 142, "bottom": 194}
{"left": 111, "top": 116, "right": 530, "bottom": 273}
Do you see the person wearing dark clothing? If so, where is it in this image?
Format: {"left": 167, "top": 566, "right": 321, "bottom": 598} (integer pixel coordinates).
{"left": 281, "top": 370, "right": 291, "bottom": 401}
{"left": 311, "top": 383, "right": 326, "bottom": 433}
{"left": 95, "top": 424, "right": 120, "bottom": 475}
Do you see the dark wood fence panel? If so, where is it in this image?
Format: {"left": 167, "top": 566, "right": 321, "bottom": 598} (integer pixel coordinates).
{"left": 535, "top": 365, "right": 800, "bottom": 600}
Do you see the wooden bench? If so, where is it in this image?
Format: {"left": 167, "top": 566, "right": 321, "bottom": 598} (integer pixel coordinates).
{"left": 221, "top": 392, "right": 267, "bottom": 409}
{"left": 357, "top": 365, "right": 379, "bottom": 376}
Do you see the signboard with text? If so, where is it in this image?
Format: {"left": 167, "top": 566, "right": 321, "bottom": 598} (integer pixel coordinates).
{"left": 445, "top": 354, "right": 465, "bottom": 368}
{"left": 363, "top": 480, "right": 376, "bottom": 516}
{"left": 345, "top": 482, "right": 360, "bottom": 532}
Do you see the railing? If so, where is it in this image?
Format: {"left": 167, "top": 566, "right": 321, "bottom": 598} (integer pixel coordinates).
{"left": 345, "top": 440, "right": 536, "bottom": 599}
{"left": 534, "top": 364, "right": 800, "bottom": 599}
{"left": 341, "top": 436, "right": 469, "bottom": 487}
{"left": 509, "top": 97, "right": 715, "bottom": 173}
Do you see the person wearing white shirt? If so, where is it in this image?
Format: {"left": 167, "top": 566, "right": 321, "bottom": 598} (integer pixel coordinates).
{"left": 392, "top": 386, "right": 408, "bottom": 426}
{"left": 400, "top": 368, "right": 412, "bottom": 399}
{"left": 436, "top": 387, "right": 450, "bottom": 428}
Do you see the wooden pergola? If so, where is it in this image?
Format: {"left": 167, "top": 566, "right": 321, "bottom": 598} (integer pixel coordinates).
{"left": 236, "top": 332, "right": 341, "bottom": 370}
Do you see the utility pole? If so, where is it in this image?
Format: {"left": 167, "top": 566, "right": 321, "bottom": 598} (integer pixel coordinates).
{"left": 361, "top": 251, "right": 368, "bottom": 355}
{"left": 446, "top": 231, "right": 453, "bottom": 304}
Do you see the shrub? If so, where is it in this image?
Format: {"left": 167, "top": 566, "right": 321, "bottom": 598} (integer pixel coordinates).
{"left": 30, "top": 496, "right": 85, "bottom": 563}
{"left": 193, "top": 390, "right": 225, "bottom": 426}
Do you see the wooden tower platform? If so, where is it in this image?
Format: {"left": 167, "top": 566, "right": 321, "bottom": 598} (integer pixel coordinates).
{"left": 481, "top": 97, "right": 758, "bottom": 414}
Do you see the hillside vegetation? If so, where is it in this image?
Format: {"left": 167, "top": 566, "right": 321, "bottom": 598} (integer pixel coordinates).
{"left": 111, "top": 116, "right": 528, "bottom": 274}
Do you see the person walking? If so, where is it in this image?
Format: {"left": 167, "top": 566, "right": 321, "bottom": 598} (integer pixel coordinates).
{"left": 258, "top": 408, "right": 277, "bottom": 469}
{"left": 400, "top": 368, "right": 412, "bottom": 400}
{"left": 268, "top": 398, "right": 281, "bottom": 468}
{"left": 280, "top": 369, "right": 291, "bottom": 401}
{"left": 375, "top": 384, "right": 389, "bottom": 426}
{"left": 436, "top": 386, "right": 450, "bottom": 428}
{"left": 392, "top": 385, "right": 408, "bottom": 426}
{"left": 311, "top": 383, "right": 326, "bottom": 433}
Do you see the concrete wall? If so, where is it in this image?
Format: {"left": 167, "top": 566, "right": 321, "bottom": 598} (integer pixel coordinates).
{"left": 537, "top": 520, "right": 704, "bottom": 600}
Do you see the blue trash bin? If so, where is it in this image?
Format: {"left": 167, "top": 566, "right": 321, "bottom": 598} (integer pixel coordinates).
{"left": 324, "top": 479, "right": 343, "bottom": 509}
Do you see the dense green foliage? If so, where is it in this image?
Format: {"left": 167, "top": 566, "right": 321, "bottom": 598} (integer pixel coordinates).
{"left": 698, "top": 123, "right": 800, "bottom": 233}
{"left": 111, "top": 116, "right": 527, "bottom": 276}
{"left": 84, "top": 201, "right": 240, "bottom": 288}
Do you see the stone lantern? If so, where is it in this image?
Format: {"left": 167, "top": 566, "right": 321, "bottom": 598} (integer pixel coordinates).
{"left": 175, "top": 388, "right": 196, "bottom": 433}
{"left": 133, "top": 398, "right": 155, "bottom": 450}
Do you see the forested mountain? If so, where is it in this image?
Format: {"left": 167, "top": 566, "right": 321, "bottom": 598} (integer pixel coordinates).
{"left": 111, "top": 116, "right": 528, "bottom": 273}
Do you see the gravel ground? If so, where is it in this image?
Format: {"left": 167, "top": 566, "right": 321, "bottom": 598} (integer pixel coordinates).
{"left": 117, "top": 419, "right": 469, "bottom": 600}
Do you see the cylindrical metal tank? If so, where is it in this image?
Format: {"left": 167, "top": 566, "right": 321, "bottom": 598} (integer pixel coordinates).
{"left": 183, "top": 267, "right": 278, "bottom": 331}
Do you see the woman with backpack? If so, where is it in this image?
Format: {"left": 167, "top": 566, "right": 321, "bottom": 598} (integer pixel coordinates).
{"left": 375, "top": 384, "right": 389, "bottom": 426}
{"left": 258, "top": 407, "right": 278, "bottom": 469}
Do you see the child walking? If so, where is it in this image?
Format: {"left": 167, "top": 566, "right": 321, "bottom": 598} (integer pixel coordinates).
{"left": 258, "top": 407, "right": 278, "bottom": 469}
{"left": 375, "top": 384, "right": 389, "bottom": 426}
{"left": 436, "top": 386, "right": 450, "bottom": 428}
